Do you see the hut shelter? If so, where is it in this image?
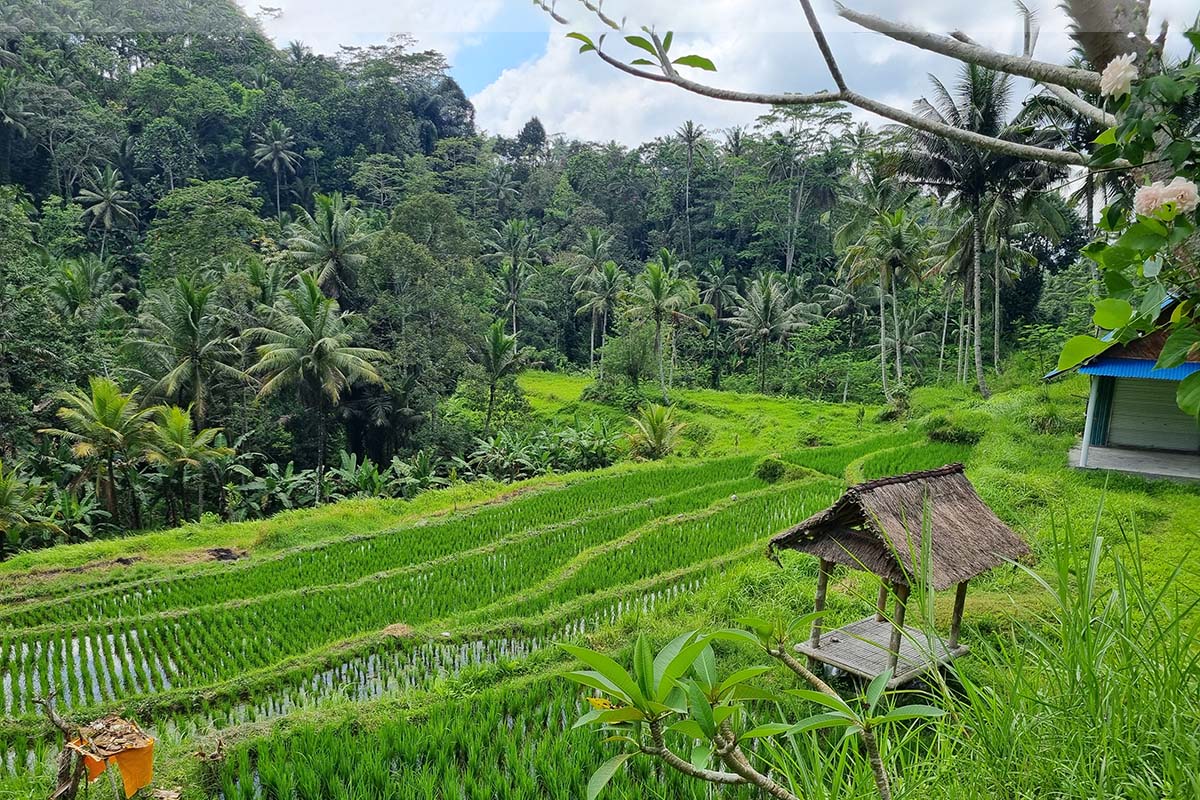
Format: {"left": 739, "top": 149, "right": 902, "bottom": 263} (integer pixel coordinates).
{"left": 768, "top": 464, "right": 1029, "bottom": 687}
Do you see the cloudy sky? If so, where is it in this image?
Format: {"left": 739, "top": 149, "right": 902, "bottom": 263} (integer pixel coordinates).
{"left": 237, "top": 0, "right": 1197, "bottom": 145}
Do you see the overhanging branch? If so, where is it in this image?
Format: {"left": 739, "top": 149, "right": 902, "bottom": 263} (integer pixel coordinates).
{"left": 835, "top": 3, "right": 1103, "bottom": 94}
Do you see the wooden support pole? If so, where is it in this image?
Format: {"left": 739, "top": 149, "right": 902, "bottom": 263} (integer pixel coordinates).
{"left": 886, "top": 582, "right": 910, "bottom": 671}
{"left": 1080, "top": 376, "right": 1099, "bottom": 468}
{"left": 948, "top": 580, "right": 969, "bottom": 649}
{"left": 810, "top": 559, "right": 832, "bottom": 651}
{"left": 875, "top": 582, "right": 889, "bottom": 622}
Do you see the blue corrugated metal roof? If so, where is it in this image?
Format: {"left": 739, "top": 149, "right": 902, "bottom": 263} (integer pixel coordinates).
{"left": 1079, "top": 357, "right": 1200, "bottom": 381}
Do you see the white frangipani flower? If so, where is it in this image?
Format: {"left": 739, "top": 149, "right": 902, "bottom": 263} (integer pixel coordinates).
{"left": 1099, "top": 53, "right": 1138, "bottom": 97}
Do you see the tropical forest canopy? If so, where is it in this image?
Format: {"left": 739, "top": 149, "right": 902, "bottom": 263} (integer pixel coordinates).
{"left": 0, "top": 0, "right": 1098, "bottom": 552}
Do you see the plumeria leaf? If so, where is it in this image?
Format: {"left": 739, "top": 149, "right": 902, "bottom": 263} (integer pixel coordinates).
{"left": 560, "top": 645, "right": 644, "bottom": 705}
{"left": 876, "top": 704, "right": 947, "bottom": 723}
{"left": 670, "top": 719, "right": 707, "bottom": 740}
{"left": 624, "top": 35, "right": 658, "bottom": 57}
{"left": 741, "top": 722, "right": 792, "bottom": 740}
{"left": 672, "top": 54, "right": 717, "bottom": 71}
{"left": 863, "top": 670, "right": 891, "bottom": 714}
{"left": 690, "top": 742, "right": 712, "bottom": 770}
{"left": 566, "top": 32, "right": 596, "bottom": 52}
{"left": 789, "top": 712, "right": 856, "bottom": 735}
{"left": 684, "top": 679, "right": 716, "bottom": 737}
{"left": 587, "top": 753, "right": 636, "bottom": 800}
{"left": 662, "top": 31, "right": 674, "bottom": 52}
{"left": 788, "top": 689, "right": 856, "bottom": 716}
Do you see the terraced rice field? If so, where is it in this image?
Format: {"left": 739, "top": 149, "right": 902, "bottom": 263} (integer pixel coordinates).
{"left": 0, "top": 447, "right": 869, "bottom": 795}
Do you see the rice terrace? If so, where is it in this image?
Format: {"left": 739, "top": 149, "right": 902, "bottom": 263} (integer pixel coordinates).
{"left": 1, "top": 0, "right": 1199, "bottom": 799}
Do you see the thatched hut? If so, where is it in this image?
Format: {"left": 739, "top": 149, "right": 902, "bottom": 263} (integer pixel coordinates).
{"left": 768, "top": 463, "right": 1029, "bottom": 686}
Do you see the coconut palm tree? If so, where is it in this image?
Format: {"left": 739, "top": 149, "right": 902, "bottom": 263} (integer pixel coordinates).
{"left": 627, "top": 403, "right": 685, "bottom": 460}
{"left": 730, "top": 272, "right": 818, "bottom": 393}
{"left": 496, "top": 261, "right": 544, "bottom": 338}
{"left": 47, "top": 255, "right": 122, "bottom": 321}
{"left": 0, "top": 460, "right": 53, "bottom": 558}
{"left": 128, "top": 276, "right": 245, "bottom": 424}
{"left": 76, "top": 165, "right": 137, "bottom": 261}
{"left": 816, "top": 280, "right": 876, "bottom": 401}
{"left": 245, "top": 273, "right": 386, "bottom": 503}
{"left": 476, "top": 319, "right": 519, "bottom": 436}
{"left": 897, "top": 63, "right": 1033, "bottom": 398}
{"left": 287, "top": 192, "right": 372, "bottom": 302}
{"left": 626, "top": 250, "right": 692, "bottom": 404}
{"left": 252, "top": 120, "right": 302, "bottom": 218}
{"left": 40, "top": 377, "right": 154, "bottom": 526}
{"left": 575, "top": 260, "right": 627, "bottom": 379}
{"left": 143, "top": 405, "right": 232, "bottom": 524}
{"left": 568, "top": 227, "right": 614, "bottom": 368}
{"left": 841, "top": 209, "right": 928, "bottom": 392}
{"left": 484, "top": 164, "right": 520, "bottom": 219}
{"left": 698, "top": 258, "right": 741, "bottom": 389}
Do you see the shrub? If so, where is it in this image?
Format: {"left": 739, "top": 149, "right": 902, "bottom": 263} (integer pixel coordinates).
{"left": 922, "top": 409, "right": 990, "bottom": 445}
{"left": 754, "top": 454, "right": 824, "bottom": 484}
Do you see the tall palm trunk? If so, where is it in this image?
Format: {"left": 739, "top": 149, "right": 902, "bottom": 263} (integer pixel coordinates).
{"left": 654, "top": 316, "right": 668, "bottom": 404}
{"left": 484, "top": 383, "right": 497, "bottom": 437}
{"left": 275, "top": 172, "right": 282, "bottom": 220}
{"left": 993, "top": 232, "right": 1002, "bottom": 373}
{"left": 99, "top": 229, "right": 108, "bottom": 263}
{"left": 877, "top": 272, "right": 890, "bottom": 399}
{"left": 599, "top": 307, "right": 608, "bottom": 380}
{"left": 758, "top": 341, "right": 767, "bottom": 394}
{"left": 315, "top": 399, "right": 328, "bottom": 505}
{"left": 971, "top": 207, "right": 991, "bottom": 398}
{"left": 891, "top": 288, "right": 903, "bottom": 382}
{"left": 957, "top": 288, "right": 967, "bottom": 383}
{"left": 937, "top": 292, "right": 951, "bottom": 379}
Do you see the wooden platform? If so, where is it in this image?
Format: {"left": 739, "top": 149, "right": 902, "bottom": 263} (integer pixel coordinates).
{"left": 794, "top": 617, "right": 968, "bottom": 688}
{"left": 1070, "top": 445, "right": 1200, "bottom": 482}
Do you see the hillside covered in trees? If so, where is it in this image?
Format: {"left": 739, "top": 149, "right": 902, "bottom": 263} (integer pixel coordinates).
{"left": 0, "top": 0, "right": 1096, "bottom": 551}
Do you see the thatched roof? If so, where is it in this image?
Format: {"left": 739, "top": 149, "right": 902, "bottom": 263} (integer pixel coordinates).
{"left": 768, "top": 464, "right": 1029, "bottom": 590}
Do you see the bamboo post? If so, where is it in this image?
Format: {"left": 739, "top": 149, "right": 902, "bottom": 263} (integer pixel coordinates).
{"left": 875, "top": 582, "right": 889, "bottom": 622}
{"left": 886, "top": 582, "right": 910, "bottom": 671}
{"left": 809, "top": 560, "right": 832, "bottom": 657}
{"left": 948, "top": 580, "right": 969, "bottom": 649}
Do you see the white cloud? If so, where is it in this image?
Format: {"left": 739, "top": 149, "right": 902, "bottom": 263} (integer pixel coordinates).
{"left": 239, "top": 0, "right": 1198, "bottom": 146}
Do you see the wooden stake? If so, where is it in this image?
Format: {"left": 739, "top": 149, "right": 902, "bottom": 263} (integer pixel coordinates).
{"left": 810, "top": 559, "right": 832, "bottom": 651}
{"left": 875, "top": 582, "right": 889, "bottom": 622}
{"left": 949, "top": 580, "right": 969, "bottom": 649}
{"left": 887, "top": 582, "right": 910, "bottom": 671}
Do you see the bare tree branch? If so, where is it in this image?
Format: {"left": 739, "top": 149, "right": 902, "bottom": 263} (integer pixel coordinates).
{"left": 835, "top": 3, "right": 1103, "bottom": 94}
{"left": 552, "top": 2, "right": 1125, "bottom": 169}
{"left": 644, "top": 719, "right": 747, "bottom": 785}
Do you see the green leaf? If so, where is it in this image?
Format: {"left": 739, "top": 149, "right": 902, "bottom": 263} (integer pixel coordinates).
{"left": 1117, "top": 222, "right": 1167, "bottom": 252}
{"left": 1177, "top": 372, "right": 1200, "bottom": 417}
{"left": 633, "top": 634, "right": 655, "bottom": 701}
{"left": 564, "top": 670, "right": 632, "bottom": 701}
{"left": 1165, "top": 140, "right": 1193, "bottom": 169}
{"left": 653, "top": 632, "right": 710, "bottom": 702}
{"left": 624, "top": 35, "right": 658, "bottom": 57}
{"left": 587, "top": 753, "right": 636, "bottom": 800}
{"left": 566, "top": 32, "right": 596, "bottom": 53}
{"left": 716, "top": 666, "right": 773, "bottom": 699}
{"left": 1093, "top": 127, "right": 1117, "bottom": 146}
{"left": 560, "top": 645, "right": 644, "bottom": 705}
{"left": 1093, "top": 298, "right": 1133, "bottom": 330}
{"left": 1138, "top": 283, "right": 1169, "bottom": 319}
{"left": 1102, "top": 271, "right": 1134, "bottom": 300}
{"left": 685, "top": 680, "right": 716, "bottom": 737}
{"left": 788, "top": 689, "right": 856, "bottom": 716}
{"left": 593, "top": 707, "right": 646, "bottom": 725}
{"left": 863, "top": 670, "right": 891, "bottom": 714}
{"left": 670, "top": 719, "right": 707, "bottom": 739}
{"left": 1057, "top": 335, "right": 1110, "bottom": 371}
{"left": 785, "top": 611, "right": 825, "bottom": 641}
{"left": 876, "top": 704, "right": 947, "bottom": 723}
{"left": 1142, "top": 257, "right": 1162, "bottom": 278}
{"left": 692, "top": 645, "right": 718, "bottom": 692}
{"left": 730, "top": 685, "right": 786, "bottom": 703}
{"left": 741, "top": 722, "right": 792, "bottom": 740}
{"left": 789, "top": 712, "right": 856, "bottom": 735}
{"left": 689, "top": 742, "right": 712, "bottom": 770}
{"left": 672, "top": 54, "right": 717, "bottom": 71}
{"left": 630, "top": 58, "right": 655, "bottom": 65}
{"left": 712, "top": 628, "right": 766, "bottom": 649}
{"left": 1157, "top": 325, "right": 1200, "bottom": 369}
{"left": 662, "top": 31, "right": 674, "bottom": 52}
{"left": 735, "top": 615, "right": 774, "bottom": 640}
